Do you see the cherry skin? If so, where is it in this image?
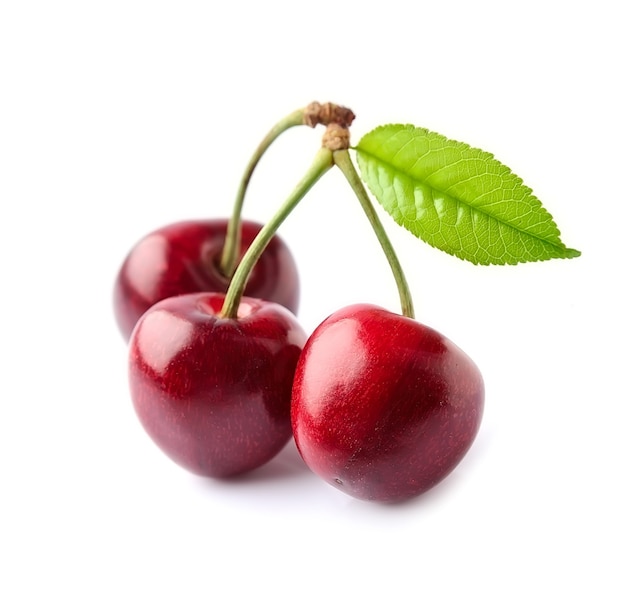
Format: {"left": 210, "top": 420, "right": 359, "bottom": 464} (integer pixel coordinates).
{"left": 114, "top": 219, "right": 300, "bottom": 340}
{"left": 128, "top": 292, "right": 307, "bottom": 478}
{"left": 291, "top": 304, "right": 484, "bottom": 502}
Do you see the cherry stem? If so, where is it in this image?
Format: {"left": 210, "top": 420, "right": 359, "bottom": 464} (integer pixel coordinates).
{"left": 220, "top": 147, "right": 334, "bottom": 319}
{"left": 333, "top": 149, "right": 415, "bottom": 319}
{"left": 220, "top": 108, "right": 306, "bottom": 278}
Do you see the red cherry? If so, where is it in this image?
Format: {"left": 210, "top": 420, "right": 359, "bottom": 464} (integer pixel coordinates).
{"left": 291, "top": 304, "right": 484, "bottom": 502}
{"left": 114, "top": 219, "right": 299, "bottom": 340}
{"left": 128, "top": 292, "right": 307, "bottom": 478}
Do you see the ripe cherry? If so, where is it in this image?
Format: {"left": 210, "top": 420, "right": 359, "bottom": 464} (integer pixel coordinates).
{"left": 128, "top": 292, "right": 307, "bottom": 478}
{"left": 114, "top": 219, "right": 299, "bottom": 340}
{"left": 291, "top": 304, "right": 484, "bottom": 502}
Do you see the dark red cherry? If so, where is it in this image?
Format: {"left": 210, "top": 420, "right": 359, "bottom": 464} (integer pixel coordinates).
{"left": 291, "top": 304, "right": 484, "bottom": 502}
{"left": 128, "top": 292, "right": 307, "bottom": 477}
{"left": 114, "top": 219, "right": 299, "bottom": 340}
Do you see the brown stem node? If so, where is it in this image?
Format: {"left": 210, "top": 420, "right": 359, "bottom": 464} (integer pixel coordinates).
{"left": 304, "top": 101, "right": 356, "bottom": 128}
{"left": 322, "top": 123, "right": 351, "bottom": 151}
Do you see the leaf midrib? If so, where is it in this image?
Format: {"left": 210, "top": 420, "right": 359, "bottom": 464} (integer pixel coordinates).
{"left": 355, "top": 145, "right": 567, "bottom": 252}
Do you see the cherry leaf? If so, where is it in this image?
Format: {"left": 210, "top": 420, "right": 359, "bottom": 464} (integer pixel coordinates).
{"left": 354, "top": 124, "right": 581, "bottom": 265}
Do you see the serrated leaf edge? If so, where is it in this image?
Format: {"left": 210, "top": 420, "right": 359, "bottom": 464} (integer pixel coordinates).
{"left": 354, "top": 124, "right": 581, "bottom": 265}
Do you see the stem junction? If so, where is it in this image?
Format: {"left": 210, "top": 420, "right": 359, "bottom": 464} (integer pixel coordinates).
{"left": 220, "top": 110, "right": 414, "bottom": 322}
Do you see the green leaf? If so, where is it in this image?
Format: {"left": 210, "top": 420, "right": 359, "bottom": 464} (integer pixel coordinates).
{"left": 354, "top": 124, "right": 581, "bottom": 265}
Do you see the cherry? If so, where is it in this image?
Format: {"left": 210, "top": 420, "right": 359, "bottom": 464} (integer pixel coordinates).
{"left": 114, "top": 219, "right": 299, "bottom": 340}
{"left": 128, "top": 292, "right": 307, "bottom": 477}
{"left": 291, "top": 304, "right": 484, "bottom": 502}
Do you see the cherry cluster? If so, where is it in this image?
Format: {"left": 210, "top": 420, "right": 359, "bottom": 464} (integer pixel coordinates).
{"left": 114, "top": 104, "right": 484, "bottom": 503}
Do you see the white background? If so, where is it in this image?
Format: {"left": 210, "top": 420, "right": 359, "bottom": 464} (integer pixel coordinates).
{"left": 1, "top": 1, "right": 624, "bottom": 612}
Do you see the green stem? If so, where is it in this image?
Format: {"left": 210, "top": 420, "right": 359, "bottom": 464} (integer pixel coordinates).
{"left": 220, "top": 108, "right": 306, "bottom": 277}
{"left": 333, "top": 149, "right": 415, "bottom": 319}
{"left": 220, "top": 147, "right": 334, "bottom": 319}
